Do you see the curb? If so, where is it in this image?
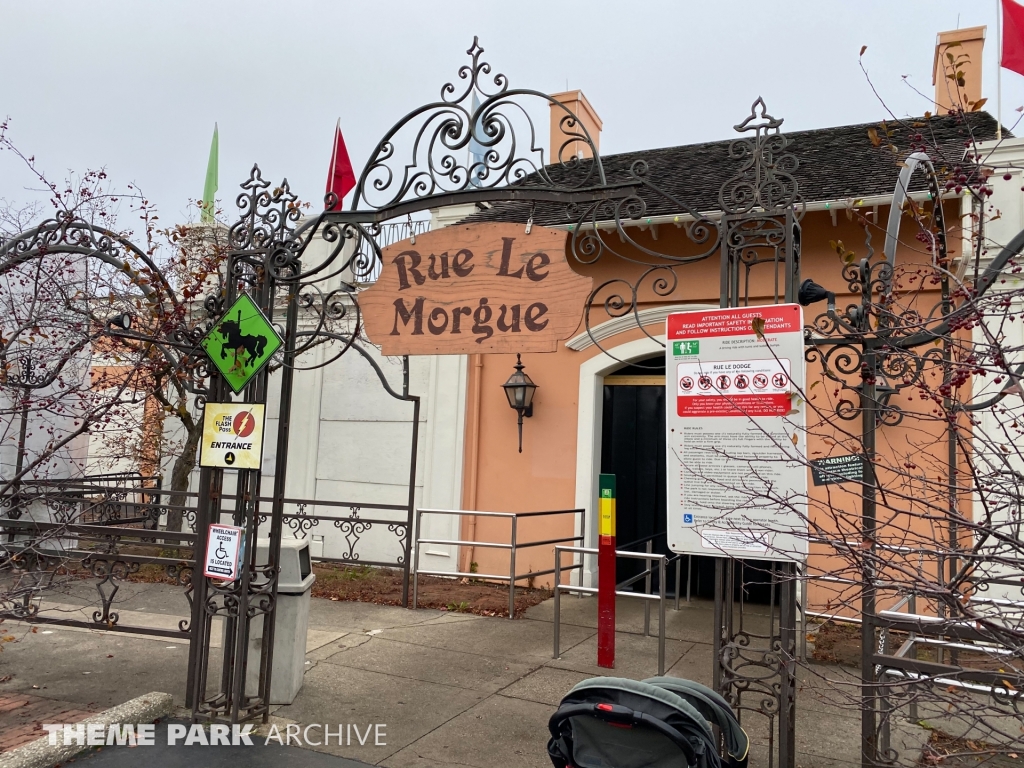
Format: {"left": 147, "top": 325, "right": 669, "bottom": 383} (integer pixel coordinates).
{"left": 0, "top": 691, "right": 174, "bottom": 768}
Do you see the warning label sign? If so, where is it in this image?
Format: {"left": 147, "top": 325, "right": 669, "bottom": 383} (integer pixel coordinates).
{"left": 675, "top": 358, "right": 792, "bottom": 417}
{"left": 665, "top": 304, "right": 808, "bottom": 563}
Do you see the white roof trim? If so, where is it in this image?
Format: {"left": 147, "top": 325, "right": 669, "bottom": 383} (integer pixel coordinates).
{"left": 566, "top": 303, "right": 718, "bottom": 351}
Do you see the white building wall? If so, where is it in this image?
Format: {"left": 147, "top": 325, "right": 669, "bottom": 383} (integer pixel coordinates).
{"left": 166, "top": 212, "right": 469, "bottom": 572}
{"left": 968, "top": 137, "right": 1024, "bottom": 609}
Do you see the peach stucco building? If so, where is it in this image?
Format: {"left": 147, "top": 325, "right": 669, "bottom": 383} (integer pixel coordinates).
{"left": 418, "top": 25, "right": 1012, "bottom": 607}
{"left": 156, "top": 25, "right": 1021, "bottom": 615}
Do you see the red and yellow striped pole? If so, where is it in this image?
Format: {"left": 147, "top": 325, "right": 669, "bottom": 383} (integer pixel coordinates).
{"left": 597, "top": 473, "right": 616, "bottom": 668}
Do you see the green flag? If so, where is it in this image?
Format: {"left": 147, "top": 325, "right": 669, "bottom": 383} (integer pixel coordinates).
{"left": 201, "top": 123, "right": 218, "bottom": 223}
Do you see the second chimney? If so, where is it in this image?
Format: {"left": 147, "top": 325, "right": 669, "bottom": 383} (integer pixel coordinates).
{"left": 549, "top": 90, "right": 602, "bottom": 163}
{"left": 933, "top": 26, "right": 986, "bottom": 113}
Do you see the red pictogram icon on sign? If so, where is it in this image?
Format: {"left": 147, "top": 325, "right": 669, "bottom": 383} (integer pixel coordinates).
{"left": 772, "top": 372, "right": 788, "bottom": 389}
{"left": 716, "top": 374, "right": 731, "bottom": 390}
{"left": 232, "top": 410, "right": 256, "bottom": 438}
{"left": 698, "top": 375, "right": 712, "bottom": 390}
{"left": 734, "top": 374, "right": 749, "bottom": 389}
{"left": 752, "top": 373, "right": 768, "bottom": 389}
{"left": 680, "top": 376, "right": 694, "bottom": 391}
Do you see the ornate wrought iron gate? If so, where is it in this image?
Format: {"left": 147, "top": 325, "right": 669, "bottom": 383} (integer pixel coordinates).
{"left": 1, "top": 40, "right": 813, "bottom": 745}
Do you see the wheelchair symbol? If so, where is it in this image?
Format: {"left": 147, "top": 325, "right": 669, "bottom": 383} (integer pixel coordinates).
{"left": 215, "top": 542, "right": 229, "bottom": 560}
{"left": 683, "top": 514, "right": 694, "bottom": 524}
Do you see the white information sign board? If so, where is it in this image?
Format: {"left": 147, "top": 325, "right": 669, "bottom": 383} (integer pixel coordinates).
{"left": 665, "top": 304, "right": 808, "bottom": 562}
{"left": 199, "top": 403, "right": 266, "bottom": 470}
{"left": 203, "top": 523, "right": 244, "bottom": 581}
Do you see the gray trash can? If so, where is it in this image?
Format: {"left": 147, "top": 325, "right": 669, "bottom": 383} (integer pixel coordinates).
{"left": 243, "top": 537, "right": 316, "bottom": 704}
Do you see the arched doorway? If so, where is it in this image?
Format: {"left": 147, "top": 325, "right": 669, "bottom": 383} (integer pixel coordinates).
{"left": 579, "top": 337, "right": 779, "bottom": 602}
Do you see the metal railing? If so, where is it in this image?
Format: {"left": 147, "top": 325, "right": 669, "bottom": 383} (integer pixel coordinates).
{"left": 802, "top": 554, "right": 1024, "bottom": 756}
{"left": 412, "top": 507, "right": 584, "bottom": 618}
{"left": 553, "top": 544, "right": 679, "bottom": 675}
{"left": 614, "top": 532, "right": 692, "bottom": 635}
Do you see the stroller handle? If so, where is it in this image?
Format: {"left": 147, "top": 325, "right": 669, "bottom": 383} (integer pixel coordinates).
{"left": 547, "top": 702, "right": 699, "bottom": 767}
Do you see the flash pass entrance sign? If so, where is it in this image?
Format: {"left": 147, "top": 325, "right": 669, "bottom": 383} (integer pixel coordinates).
{"left": 199, "top": 403, "right": 266, "bottom": 469}
{"left": 665, "top": 304, "right": 808, "bottom": 562}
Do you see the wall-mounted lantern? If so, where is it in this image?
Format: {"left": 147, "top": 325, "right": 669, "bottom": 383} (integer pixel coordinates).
{"left": 501, "top": 354, "right": 537, "bottom": 453}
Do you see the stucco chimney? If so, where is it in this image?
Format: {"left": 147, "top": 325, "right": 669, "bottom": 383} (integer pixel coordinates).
{"left": 549, "top": 90, "right": 602, "bottom": 162}
{"left": 932, "top": 26, "right": 986, "bottom": 112}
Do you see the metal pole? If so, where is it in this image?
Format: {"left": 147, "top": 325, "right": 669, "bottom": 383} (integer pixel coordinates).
{"left": 5, "top": 388, "right": 31, "bottom": 545}
{"left": 577, "top": 507, "right": 585, "bottom": 599}
{"left": 553, "top": 548, "right": 561, "bottom": 659}
{"left": 257, "top": 282, "right": 299, "bottom": 723}
{"left": 779, "top": 563, "right": 797, "bottom": 768}
{"left": 658, "top": 556, "right": 666, "bottom": 675}
{"left": 412, "top": 509, "right": 422, "bottom": 610}
{"left": 185, "top": 464, "right": 214, "bottom": 710}
{"left": 908, "top": 590, "right": 918, "bottom": 722}
{"left": 644, "top": 540, "right": 652, "bottom": 637}
{"left": 712, "top": 557, "right": 725, "bottom": 694}
{"left": 674, "top": 556, "right": 681, "bottom": 611}
{"left": 799, "top": 573, "right": 808, "bottom": 664}
{"left": 230, "top": 508, "right": 254, "bottom": 724}
{"left": 861, "top": 341, "right": 880, "bottom": 768}
{"left": 187, "top": 363, "right": 227, "bottom": 715}
{"left": 508, "top": 515, "right": 517, "bottom": 619}
{"left": 687, "top": 555, "right": 692, "bottom": 603}
{"left": 403, "top": 396, "right": 420, "bottom": 608}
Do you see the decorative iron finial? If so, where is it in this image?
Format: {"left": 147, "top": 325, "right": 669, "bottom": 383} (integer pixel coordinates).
{"left": 733, "top": 96, "right": 784, "bottom": 133}
{"left": 350, "top": 38, "right": 602, "bottom": 212}
{"left": 718, "top": 97, "right": 802, "bottom": 217}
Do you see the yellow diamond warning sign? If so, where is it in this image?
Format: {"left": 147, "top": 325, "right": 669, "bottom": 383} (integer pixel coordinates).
{"left": 199, "top": 402, "right": 266, "bottom": 469}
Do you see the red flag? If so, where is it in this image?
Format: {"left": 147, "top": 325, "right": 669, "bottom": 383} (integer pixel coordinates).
{"left": 325, "top": 119, "right": 356, "bottom": 210}
{"left": 1003, "top": 0, "right": 1024, "bottom": 77}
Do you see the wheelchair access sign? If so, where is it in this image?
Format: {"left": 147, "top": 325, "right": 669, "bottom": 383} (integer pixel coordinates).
{"left": 203, "top": 524, "right": 244, "bottom": 581}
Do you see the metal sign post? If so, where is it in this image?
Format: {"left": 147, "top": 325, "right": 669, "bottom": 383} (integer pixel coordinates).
{"left": 666, "top": 304, "right": 806, "bottom": 768}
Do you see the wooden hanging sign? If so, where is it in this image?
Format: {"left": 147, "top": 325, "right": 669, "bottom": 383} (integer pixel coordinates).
{"left": 360, "top": 222, "right": 592, "bottom": 355}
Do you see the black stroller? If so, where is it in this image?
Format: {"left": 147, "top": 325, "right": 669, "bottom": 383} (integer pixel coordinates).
{"left": 547, "top": 676, "right": 749, "bottom": 768}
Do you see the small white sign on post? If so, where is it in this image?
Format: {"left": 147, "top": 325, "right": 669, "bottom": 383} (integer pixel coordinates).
{"left": 203, "top": 524, "right": 244, "bottom": 581}
{"left": 665, "top": 304, "right": 808, "bottom": 562}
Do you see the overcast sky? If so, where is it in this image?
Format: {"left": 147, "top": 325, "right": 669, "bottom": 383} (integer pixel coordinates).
{"left": 1, "top": 1, "right": 1019, "bottom": 230}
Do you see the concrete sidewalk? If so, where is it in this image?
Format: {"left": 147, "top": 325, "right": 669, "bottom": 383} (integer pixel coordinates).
{"left": 0, "top": 582, "right": 929, "bottom": 767}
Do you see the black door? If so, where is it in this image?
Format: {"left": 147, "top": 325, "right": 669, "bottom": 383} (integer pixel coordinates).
{"left": 599, "top": 361, "right": 778, "bottom": 602}
{"left": 600, "top": 364, "right": 671, "bottom": 592}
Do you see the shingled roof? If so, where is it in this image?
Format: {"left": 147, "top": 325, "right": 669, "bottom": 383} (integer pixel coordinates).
{"left": 464, "top": 112, "right": 1005, "bottom": 227}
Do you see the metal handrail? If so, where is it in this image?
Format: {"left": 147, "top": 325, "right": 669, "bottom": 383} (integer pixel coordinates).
{"left": 552, "top": 545, "right": 671, "bottom": 675}
{"left": 613, "top": 530, "right": 692, "bottom": 611}
{"left": 412, "top": 507, "right": 585, "bottom": 618}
